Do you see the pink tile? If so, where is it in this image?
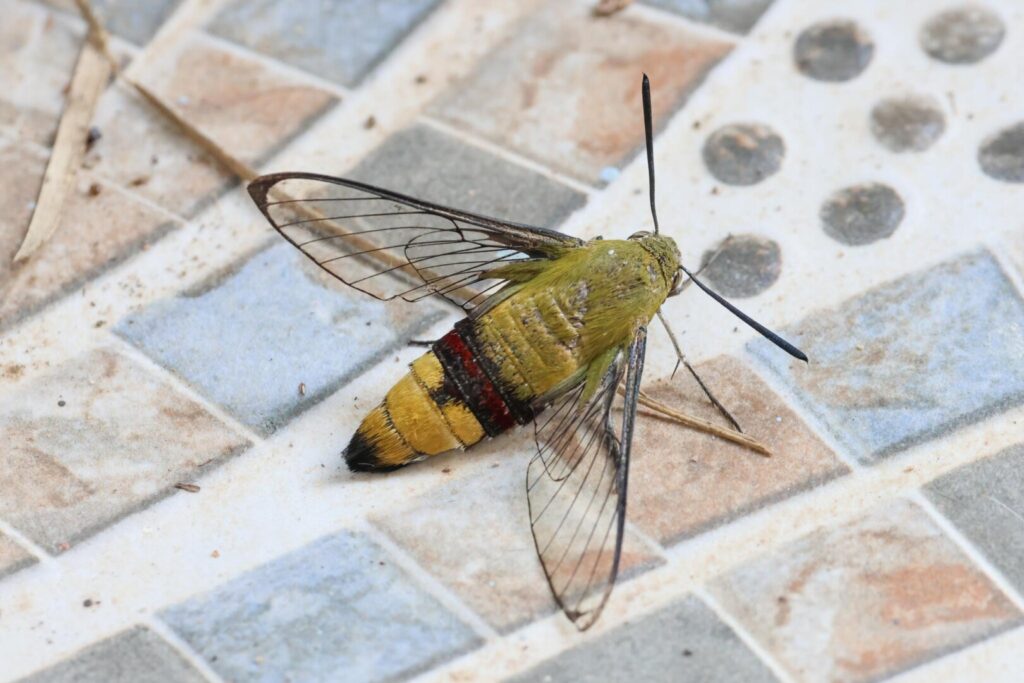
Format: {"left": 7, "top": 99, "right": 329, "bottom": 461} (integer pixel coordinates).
{"left": 629, "top": 355, "right": 847, "bottom": 544}
{"left": 431, "top": 2, "right": 732, "bottom": 183}
{"left": 709, "top": 498, "right": 1022, "bottom": 683}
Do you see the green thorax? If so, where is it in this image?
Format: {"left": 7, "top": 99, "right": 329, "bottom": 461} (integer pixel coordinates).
{"left": 474, "top": 235, "right": 680, "bottom": 398}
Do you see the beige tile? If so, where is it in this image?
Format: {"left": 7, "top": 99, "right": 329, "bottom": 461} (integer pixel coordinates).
{"left": 709, "top": 498, "right": 1022, "bottom": 683}
{"left": 629, "top": 355, "right": 847, "bottom": 544}
{"left": 431, "top": 1, "right": 732, "bottom": 183}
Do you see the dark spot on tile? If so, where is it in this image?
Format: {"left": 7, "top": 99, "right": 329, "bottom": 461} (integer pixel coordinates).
{"left": 821, "top": 183, "right": 904, "bottom": 246}
{"left": 794, "top": 19, "right": 874, "bottom": 82}
{"left": 978, "top": 122, "right": 1024, "bottom": 183}
{"left": 700, "top": 234, "right": 782, "bottom": 298}
{"left": 920, "top": 5, "right": 1005, "bottom": 64}
{"left": 870, "top": 96, "right": 945, "bottom": 152}
{"left": 702, "top": 123, "right": 785, "bottom": 186}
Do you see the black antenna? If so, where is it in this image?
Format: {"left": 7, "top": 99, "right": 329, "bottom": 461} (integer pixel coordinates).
{"left": 682, "top": 266, "right": 808, "bottom": 362}
{"left": 642, "top": 74, "right": 659, "bottom": 235}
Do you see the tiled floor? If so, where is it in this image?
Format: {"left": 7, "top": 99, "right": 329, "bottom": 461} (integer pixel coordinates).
{"left": 2, "top": 0, "right": 1023, "bottom": 681}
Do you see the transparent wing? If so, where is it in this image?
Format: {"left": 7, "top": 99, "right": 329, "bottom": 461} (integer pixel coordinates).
{"left": 248, "top": 172, "right": 582, "bottom": 312}
{"left": 527, "top": 327, "right": 647, "bottom": 630}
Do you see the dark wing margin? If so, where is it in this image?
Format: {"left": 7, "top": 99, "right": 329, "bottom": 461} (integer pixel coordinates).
{"left": 247, "top": 172, "right": 582, "bottom": 312}
{"left": 527, "top": 326, "right": 647, "bottom": 630}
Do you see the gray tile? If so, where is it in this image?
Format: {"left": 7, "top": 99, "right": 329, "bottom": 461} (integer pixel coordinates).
{"left": 41, "top": 0, "right": 183, "bottom": 44}
{"left": 749, "top": 250, "right": 1024, "bottom": 463}
{"left": 642, "top": 0, "right": 775, "bottom": 35}
{"left": 926, "top": 444, "right": 1024, "bottom": 593}
{"left": 117, "top": 242, "right": 445, "bottom": 435}
{"left": 510, "top": 595, "right": 778, "bottom": 683}
{"left": 18, "top": 626, "right": 204, "bottom": 683}
{"left": 208, "top": 0, "right": 443, "bottom": 87}
{"left": 349, "top": 125, "right": 587, "bottom": 228}
{"left": 160, "top": 530, "right": 481, "bottom": 683}
{"left": 0, "top": 349, "right": 249, "bottom": 552}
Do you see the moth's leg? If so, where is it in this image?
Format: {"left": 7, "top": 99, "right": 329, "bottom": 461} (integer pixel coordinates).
{"left": 635, "top": 390, "right": 771, "bottom": 458}
{"left": 656, "top": 310, "right": 743, "bottom": 433}
{"left": 407, "top": 339, "right": 435, "bottom": 347}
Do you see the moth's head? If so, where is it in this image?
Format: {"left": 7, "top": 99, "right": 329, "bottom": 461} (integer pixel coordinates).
{"left": 629, "top": 231, "right": 683, "bottom": 295}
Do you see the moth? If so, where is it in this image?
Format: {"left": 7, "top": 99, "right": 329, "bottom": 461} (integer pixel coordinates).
{"left": 248, "top": 76, "right": 806, "bottom": 630}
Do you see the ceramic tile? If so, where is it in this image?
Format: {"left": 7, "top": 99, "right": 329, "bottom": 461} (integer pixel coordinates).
{"left": 117, "top": 242, "right": 446, "bottom": 434}
{"left": 710, "top": 498, "right": 1021, "bottom": 683}
{"left": 17, "top": 626, "right": 204, "bottom": 683}
{"left": 510, "top": 594, "right": 778, "bottom": 682}
{"left": 0, "top": 349, "right": 249, "bottom": 552}
{"left": 208, "top": 0, "right": 444, "bottom": 87}
{"left": 431, "top": 1, "right": 732, "bottom": 184}
{"left": 160, "top": 530, "right": 481, "bottom": 683}
{"left": 642, "top": 0, "right": 775, "bottom": 34}
{"left": 629, "top": 355, "right": 847, "bottom": 545}
{"left": 749, "top": 251, "right": 1024, "bottom": 463}
{"left": 0, "top": 533, "right": 35, "bottom": 579}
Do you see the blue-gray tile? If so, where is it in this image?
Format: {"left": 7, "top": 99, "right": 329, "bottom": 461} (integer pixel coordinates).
{"left": 18, "top": 627, "right": 204, "bottom": 683}
{"left": 208, "top": 0, "right": 443, "bottom": 87}
{"left": 642, "top": 0, "right": 775, "bottom": 34}
{"left": 749, "top": 251, "right": 1024, "bottom": 463}
{"left": 348, "top": 125, "right": 587, "bottom": 227}
{"left": 0, "top": 349, "right": 249, "bottom": 552}
{"left": 509, "top": 595, "right": 777, "bottom": 683}
{"left": 925, "top": 444, "right": 1024, "bottom": 594}
{"left": 160, "top": 530, "right": 481, "bottom": 683}
{"left": 117, "top": 242, "right": 445, "bottom": 434}
{"left": 42, "top": 0, "right": 183, "bottom": 45}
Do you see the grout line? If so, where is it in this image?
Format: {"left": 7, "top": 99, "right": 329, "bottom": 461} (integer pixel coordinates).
{"left": 142, "top": 615, "right": 227, "bottom": 683}
{"left": 418, "top": 115, "right": 598, "bottom": 201}
{"left": 911, "top": 491, "right": 1024, "bottom": 615}
{"left": 107, "top": 334, "right": 265, "bottom": 448}
{"left": 623, "top": 520, "right": 669, "bottom": 564}
{"left": 360, "top": 522, "right": 500, "bottom": 642}
{"left": 694, "top": 586, "right": 798, "bottom": 683}
{"left": 0, "top": 519, "right": 57, "bottom": 570}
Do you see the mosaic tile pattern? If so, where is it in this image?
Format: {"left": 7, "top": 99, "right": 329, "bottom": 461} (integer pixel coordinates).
{"left": 0, "top": 349, "right": 249, "bottom": 552}
{"left": 118, "top": 242, "right": 446, "bottom": 434}
{"left": 629, "top": 356, "right": 846, "bottom": 545}
{"left": 511, "top": 594, "right": 778, "bottom": 682}
{"left": 926, "top": 444, "right": 1024, "bottom": 595}
{"left": 749, "top": 251, "right": 1024, "bottom": 463}
{"left": 5, "top": 0, "right": 1024, "bottom": 679}
{"left": 710, "top": 499, "right": 1022, "bottom": 683}
{"left": 160, "top": 531, "right": 481, "bottom": 683}
{"left": 208, "top": 0, "right": 443, "bottom": 87}
{"left": 373, "top": 449, "right": 662, "bottom": 633}
{"left": 431, "top": 1, "right": 732, "bottom": 183}
{"left": 18, "top": 627, "right": 204, "bottom": 683}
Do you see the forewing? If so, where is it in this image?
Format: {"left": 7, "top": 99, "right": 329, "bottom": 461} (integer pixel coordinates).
{"left": 248, "top": 172, "right": 582, "bottom": 311}
{"left": 527, "top": 327, "right": 647, "bottom": 630}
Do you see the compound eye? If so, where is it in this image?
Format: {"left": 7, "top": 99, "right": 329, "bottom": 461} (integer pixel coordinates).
{"left": 629, "top": 230, "right": 651, "bottom": 240}
{"left": 670, "top": 269, "right": 685, "bottom": 295}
